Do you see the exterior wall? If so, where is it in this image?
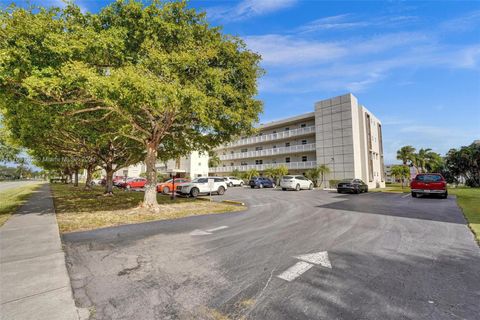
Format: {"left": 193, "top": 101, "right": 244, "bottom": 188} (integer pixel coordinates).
{"left": 113, "top": 151, "right": 209, "bottom": 179}
{"left": 210, "top": 93, "right": 385, "bottom": 188}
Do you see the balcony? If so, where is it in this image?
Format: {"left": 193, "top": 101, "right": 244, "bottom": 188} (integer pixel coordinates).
{"left": 209, "top": 161, "right": 317, "bottom": 173}
{"left": 220, "top": 143, "right": 316, "bottom": 161}
{"left": 224, "top": 126, "right": 316, "bottom": 148}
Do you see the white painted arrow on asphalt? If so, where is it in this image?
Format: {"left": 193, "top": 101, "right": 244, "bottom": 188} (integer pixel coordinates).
{"left": 189, "top": 226, "right": 229, "bottom": 236}
{"left": 277, "top": 251, "right": 332, "bottom": 282}
{"left": 294, "top": 251, "right": 332, "bottom": 269}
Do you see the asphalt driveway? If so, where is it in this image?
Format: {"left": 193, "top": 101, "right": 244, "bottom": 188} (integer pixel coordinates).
{"left": 63, "top": 188, "right": 480, "bottom": 320}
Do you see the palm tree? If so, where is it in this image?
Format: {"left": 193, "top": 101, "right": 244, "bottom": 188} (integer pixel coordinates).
{"left": 208, "top": 152, "right": 221, "bottom": 168}
{"left": 396, "top": 146, "right": 416, "bottom": 165}
{"left": 391, "top": 165, "right": 410, "bottom": 188}
{"left": 415, "top": 148, "right": 436, "bottom": 173}
{"left": 305, "top": 164, "right": 330, "bottom": 187}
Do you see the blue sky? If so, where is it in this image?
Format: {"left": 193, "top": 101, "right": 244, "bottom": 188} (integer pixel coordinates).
{"left": 3, "top": 0, "right": 480, "bottom": 164}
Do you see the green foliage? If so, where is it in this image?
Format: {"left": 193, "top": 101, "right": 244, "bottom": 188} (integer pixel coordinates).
{"left": 390, "top": 165, "right": 410, "bottom": 188}
{"left": 329, "top": 179, "right": 340, "bottom": 188}
{"left": 208, "top": 152, "right": 221, "bottom": 168}
{"left": 263, "top": 165, "right": 288, "bottom": 184}
{"left": 0, "top": 1, "right": 263, "bottom": 206}
{"left": 305, "top": 164, "right": 330, "bottom": 187}
{"left": 396, "top": 146, "right": 416, "bottom": 165}
{"left": 231, "top": 168, "right": 242, "bottom": 178}
{"left": 243, "top": 169, "right": 258, "bottom": 181}
{"left": 444, "top": 143, "right": 480, "bottom": 187}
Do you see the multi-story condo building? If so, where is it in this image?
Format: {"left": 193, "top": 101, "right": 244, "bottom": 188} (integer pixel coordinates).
{"left": 210, "top": 93, "right": 386, "bottom": 188}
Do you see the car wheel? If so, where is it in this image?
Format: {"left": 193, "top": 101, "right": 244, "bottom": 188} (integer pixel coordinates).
{"left": 295, "top": 184, "right": 300, "bottom": 191}
{"left": 250, "top": 186, "right": 255, "bottom": 189}
{"left": 240, "top": 182, "right": 244, "bottom": 187}
{"left": 355, "top": 188, "right": 360, "bottom": 194}
{"left": 441, "top": 192, "right": 448, "bottom": 199}
{"left": 217, "top": 186, "right": 225, "bottom": 195}
{"left": 364, "top": 187, "right": 368, "bottom": 193}
{"left": 337, "top": 190, "right": 342, "bottom": 193}
{"left": 282, "top": 188, "right": 286, "bottom": 191}
{"left": 228, "top": 182, "right": 233, "bottom": 187}
{"left": 163, "top": 186, "right": 170, "bottom": 194}
{"left": 190, "top": 188, "right": 199, "bottom": 198}
{"left": 411, "top": 192, "right": 417, "bottom": 198}
{"left": 309, "top": 183, "right": 313, "bottom": 190}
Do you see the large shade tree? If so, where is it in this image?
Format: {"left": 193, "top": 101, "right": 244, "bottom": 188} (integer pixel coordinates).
{"left": 0, "top": 1, "right": 263, "bottom": 209}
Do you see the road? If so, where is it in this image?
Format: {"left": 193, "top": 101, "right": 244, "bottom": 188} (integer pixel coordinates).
{"left": 63, "top": 188, "right": 480, "bottom": 320}
{"left": 0, "top": 180, "right": 41, "bottom": 192}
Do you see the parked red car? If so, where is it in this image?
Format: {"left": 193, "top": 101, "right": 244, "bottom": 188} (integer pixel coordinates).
{"left": 157, "top": 178, "right": 190, "bottom": 194}
{"left": 410, "top": 173, "right": 447, "bottom": 198}
{"left": 119, "top": 177, "right": 147, "bottom": 189}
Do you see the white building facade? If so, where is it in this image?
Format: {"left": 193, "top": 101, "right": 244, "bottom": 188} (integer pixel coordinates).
{"left": 115, "top": 151, "right": 209, "bottom": 179}
{"left": 210, "top": 93, "right": 386, "bottom": 188}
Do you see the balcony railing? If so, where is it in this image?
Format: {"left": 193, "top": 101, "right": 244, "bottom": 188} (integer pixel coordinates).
{"left": 224, "top": 126, "right": 316, "bottom": 147}
{"left": 220, "top": 143, "right": 316, "bottom": 160}
{"left": 209, "top": 161, "right": 317, "bottom": 173}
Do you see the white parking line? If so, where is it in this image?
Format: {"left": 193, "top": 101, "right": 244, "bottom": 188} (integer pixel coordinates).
{"left": 277, "top": 261, "right": 314, "bottom": 282}
{"left": 206, "top": 226, "right": 229, "bottom": 232}
{"left": 401, "top": 193, "right": 411, "bottom": 198}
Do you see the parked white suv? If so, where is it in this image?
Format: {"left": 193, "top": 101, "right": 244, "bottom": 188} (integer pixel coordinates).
{"left": 223, "top": 176, "right": 244, "bottom": 187}
{"left": 177, "top": 177, "right": 228, "bottom": 197}
{"left": 280, "top": 175, "right": 314, "bottom": 191}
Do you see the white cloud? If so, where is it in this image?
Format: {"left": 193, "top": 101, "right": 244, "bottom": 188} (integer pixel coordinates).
{"left": 441, "top": 10, "right": 480, "bottom": 32}
{"left": 208, "top": 0, "right": 297, "bottom": 21}
{"left": 297, "top": 14, "right": 418, "bottom": 33}
{"left": 244, "top": 30, "right": 480, "bottom": 93}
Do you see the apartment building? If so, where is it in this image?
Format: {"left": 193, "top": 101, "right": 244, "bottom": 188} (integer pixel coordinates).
{"left": 210, "top": 93, "right": 386, "bottom": 188}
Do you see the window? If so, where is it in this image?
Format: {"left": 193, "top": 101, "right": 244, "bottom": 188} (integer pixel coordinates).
{"left": 273, "top": 130, "right": 277, "bottom": 134}
{"left": 285, "top": 127, "right": 290, "bottom": 131}
{"left": 285, "top": 157, "right": 291, "bottom": 163}
{"left": 301, "top": 123, "right": 306, "bottom": 128}
{"left": 273, "top": 145, "right": 277, "bottom": 149}
{"left": 302, "top": 156, "right": 307, "bottom": 162}
{"left": 241, "top": 161, "right": 247, "bottom": 165}
{"left": 302, "top": 140, "right": 307, "bottom": 145}
{"left": 255, "top": 159, "right": 263, "bottom": 165}
{"left": 259, "top": 132, "right": 263, "bottom": 136}
{"left": 231, "top": 150, "right": 234, "bottom": 154}
{"left": 285, "top": 142, "right": 290, "bottom": 147}
{"left": 230, "top": 163, "right": 234, "bottom": 166}
{"left": 241, "top": 148, "right": 247, "bottom": 153}
{"left": 256, "top": 146, "right": 263, "bottom": 151}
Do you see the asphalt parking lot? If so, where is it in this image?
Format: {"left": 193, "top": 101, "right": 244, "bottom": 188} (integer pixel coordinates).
{"left": 63, "top": 187, "right": 480, "bottom": 320}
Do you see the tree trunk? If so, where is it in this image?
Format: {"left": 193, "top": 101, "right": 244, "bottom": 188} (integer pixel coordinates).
{"left": 84, "top": 164, "right": 94, "bottom": 190}
{"left": 74, "top": 169, "right": 79, "bottom": 187}
{"left": 105, "top": 164, "right": 114, "bottom": 195}
{"left": 143, "top": 141, "right": 159, "bottom": 209}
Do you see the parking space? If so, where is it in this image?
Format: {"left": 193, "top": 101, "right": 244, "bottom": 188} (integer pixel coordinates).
{"left": 63, "top": 186, "right": 480, "bottom": 320}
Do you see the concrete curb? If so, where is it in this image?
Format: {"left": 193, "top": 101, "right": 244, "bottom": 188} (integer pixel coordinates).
{"left": 196, "top": 197, "right": 211, "bottom": 202}
{"left": 221, "top": 200, "right": 246, "bottom": 206}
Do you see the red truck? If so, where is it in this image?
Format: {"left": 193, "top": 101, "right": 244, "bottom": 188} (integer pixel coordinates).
{"left": 410, "top": 173, "right": 448, "bottom": 198}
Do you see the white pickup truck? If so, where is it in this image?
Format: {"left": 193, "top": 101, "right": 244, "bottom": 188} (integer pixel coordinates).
{"left": 176, "top": 177, "right": 228, "bottom": 197}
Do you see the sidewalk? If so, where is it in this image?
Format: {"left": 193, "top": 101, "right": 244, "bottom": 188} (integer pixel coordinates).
{"left": 0, "top": 183, "right": 84, "bottom": 320}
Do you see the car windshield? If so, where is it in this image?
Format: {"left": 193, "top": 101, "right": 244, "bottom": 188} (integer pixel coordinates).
{"left": 192, "top": 178, "right": 208, "bottom": 183}
{"left": 283, "top": 176, "right": 293, "bottom": 179}
{"left": 340, "top": 179, "right": 353, "bottom": 182}
{"left": 416, "top": 174, "right": 442, "bottom": 182}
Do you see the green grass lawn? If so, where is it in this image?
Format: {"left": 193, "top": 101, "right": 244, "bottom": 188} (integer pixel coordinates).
{"left": 0, "top": 182, "right": 43, "bottom": 226}
{"left": 51, "top": 184, "right": 244, "bottom": 233}
{"left": 372, "top": 183, "right": 480, "bottom": 243}
{"left": 449, "top": 188, "right": 480, "bottom": 243}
